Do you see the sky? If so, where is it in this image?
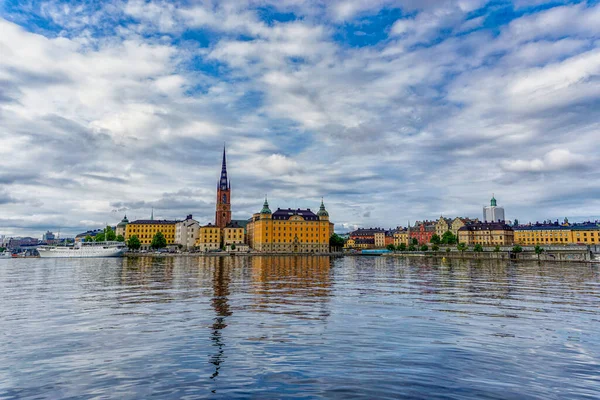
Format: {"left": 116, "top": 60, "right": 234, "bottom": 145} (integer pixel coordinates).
{"left": 1, "top": 0, "right": 600, "bottom": 237}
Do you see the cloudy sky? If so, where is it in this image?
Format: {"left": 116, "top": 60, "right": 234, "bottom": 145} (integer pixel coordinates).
{"left": 1, "top": 0, "right": 600, "bottom": 237}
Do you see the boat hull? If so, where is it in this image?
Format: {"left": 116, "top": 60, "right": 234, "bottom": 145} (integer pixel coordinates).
{"left": 37, "top": 247, "right": 126, "bottom": 258}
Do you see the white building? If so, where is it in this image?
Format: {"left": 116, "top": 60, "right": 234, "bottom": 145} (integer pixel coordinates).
{"left": 483, "top": 195, "right": 505, "bottom": 222}
{"left": 175, "top": 215, "right": 200, "bottom": 250}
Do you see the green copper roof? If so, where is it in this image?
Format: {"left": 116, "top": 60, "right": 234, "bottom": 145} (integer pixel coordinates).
{"left": 317, "top": 198, "right": 329, "bottom": 217}
{"left": 260, "top": 197, "right": 272, "bottom": 214}
{"left": 490, "top": 195, "right": 497, "bottom": 207}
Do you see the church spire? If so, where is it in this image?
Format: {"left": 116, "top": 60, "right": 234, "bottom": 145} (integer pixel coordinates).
{"left": 151, "top": 207, "right": 154, "bottom": 221}
{"left": 219, "top": 145, "right": 229, "bottom": 190}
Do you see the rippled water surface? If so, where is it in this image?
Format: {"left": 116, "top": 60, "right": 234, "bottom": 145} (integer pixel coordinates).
{"left": 1, "top": 256, "right": 600, "bottom": 399}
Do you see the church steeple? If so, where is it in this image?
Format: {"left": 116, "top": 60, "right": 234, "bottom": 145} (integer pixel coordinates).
{"left": 151, "top": 208, "right": 154, "bottom": 221}
{"left": 219, "top": 145, "right": 229, "bottom": 191}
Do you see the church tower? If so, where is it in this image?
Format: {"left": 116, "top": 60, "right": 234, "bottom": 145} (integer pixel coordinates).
{"left": 216, "top": 146, "right": 232, "bottom": 229}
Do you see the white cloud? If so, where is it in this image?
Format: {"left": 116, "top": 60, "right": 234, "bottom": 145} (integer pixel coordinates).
{"left": 501, "top": 149, "right": 586, "bottom": 173}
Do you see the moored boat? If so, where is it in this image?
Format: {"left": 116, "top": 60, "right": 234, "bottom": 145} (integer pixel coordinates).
{"left": 37, "top": 241, "right": 127, "bottom": 258}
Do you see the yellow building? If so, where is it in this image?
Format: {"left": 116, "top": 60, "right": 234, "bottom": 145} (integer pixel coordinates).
{"left": 223, "top": 222, "right": 245, "bottom": 246}
{"left": 247, "top": 198, "right": 333, "bottom": 253}
{"left": 125, "top": 219, "right": 177, "bottom": 249}
{"left": 196, "top": 223, "right": 221, "bottom": 252}
{"left": 451, "top": 217, "right": 477, "bottom": 236}
{"left": 514, "top": 223, "right": 600, "bottom": 245}
{"left": 374, "top": 232, "right": 385, "bottom": 248}
{"left": 457, "top": 221, "right": 514, "bottom": 246}
{"left": 393, "top": 228, "right": 409, "bottom": 246}
{"left": 435, "top": 217, "right": 452, "bottom": 237}
{"left": 116, "top": 215, "right": 128, "bottom": 239}
{"left": 345, "top": 238, "right": 356, "bottom": 249}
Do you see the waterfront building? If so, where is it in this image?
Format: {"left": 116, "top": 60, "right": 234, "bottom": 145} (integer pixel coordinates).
{"left": 410, "top": 221, "right": 436, "bottom": 244}
{"left": 374, "top": 232, "right": 385, "bottom": 248}
{"left": 458, "top": 221, "right": 514, "bottom": 246}
{"left": 175, "top": 215, "right": 200, "bottom": 250}
{"left": 223, "top": 221, "right": 245, "bottom": 246}
{"left": 571, "top": 223, "right": 600, "bottom": 244}
{"left": 483, "top": 195, "right": 505, "bottom": 222}
{"left": 393, "top": 228, "right": 409, "bottom": 246}
{"left": 451, "top": 217, "right": 477, "bottom": 236}
{"left": 42, "top": 231, "right": 56, "bottom": 244}
{"left": 125, "top": 219, "right": 177, "bottom": 249}
{"left": 196, "top": 223, "right": 221, "bottom": 252}
{"left": 354, "top": 238, "right": 375, "bottom": 249}
{"left": 435, "top": 218, "right": 452, "bottom": 238}
{"left": 514, "top": 222, "right": 600, "bottom": 245}
{"left": 116, "top": 216, "right": 129, "bottom": 238}
{"left": 246, "top": 198, "right": 333, "bottom": 253}
{"left": 215, "top": 147, "right": 232, "bottom": 230}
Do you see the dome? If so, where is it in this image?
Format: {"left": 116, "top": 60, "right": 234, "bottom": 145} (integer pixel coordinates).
{"left": 260, "top": 197, "right": 272, "bottom": 214}
{"left": 117, "top": 215, "right": 129, "bottom": 227}
{"left": 317, "top": 199, "right": 329, "bottom": 217}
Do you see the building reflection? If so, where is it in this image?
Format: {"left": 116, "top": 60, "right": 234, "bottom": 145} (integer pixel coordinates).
{"left": 209, "top": 257, "right": 232, "bottom": 380}
{"left": 250, "top": 256, "right": 332, "bottom": 321}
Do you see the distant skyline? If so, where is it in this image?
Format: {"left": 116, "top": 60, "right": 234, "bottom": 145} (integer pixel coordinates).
{"left": 1, "top": 0, "right": 600, "bottom": 237}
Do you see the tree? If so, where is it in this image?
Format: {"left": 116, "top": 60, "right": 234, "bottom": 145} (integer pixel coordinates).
{"left": 329, "top": 233, "right": 345, "bottom": 250}
{"left": 494, "top": 245, "right": 501, "bottom": 252}
{"left": 151, "top": 232, "right": 167, "bottom": 249}
{"left": 85, "top": 235, "right": 93, "bottom": 242}
{"left": 397, "top": 243, "right": 407, "bottom": 251}
{"left": 230, "top": 243, "right": 236, "bottom": 251}
{"left": 411, "top": 238, "right": 419, "bottom": 246}
{"left": 534, "top": 245, "right": 544, "bottom": 259}
{"left": 457, "top": 242, "right": 467, "bottom": 253}
{"left": 420, "top": 244, "right": 429, "bottom": 252}
{"left": 94, "top": 232, "right": 105, "bottom": 242}
{"left": 432, "top": 244, "right": 440, "bottom": 251}
{"left": 116, "top": 234, "right": 125, "bottom": 242}
{"left": 473, "top": 244, "right": 484, "bottom": 252}
{"left": 386, "top": 244, "right": 396, "bottom": 251}
{"left": 408, "top": 244, "right": 417, "bottom": 251}
{"left": 446, "top": 247, "right": 451, "bottom": 253}
{"left": 441, "top": 231, "right": 457, "bottom": 245}
{"left": 105, "top": 226, "right": 116, "bottom": 241}
{"left": 431, "top": 234, "right": 441, "bottom": 245}
{"left": 127, "top": 235, "right": 141, "bottom": 251}
{"left": 512, "top": 245, "right": 523, "bottom": 254}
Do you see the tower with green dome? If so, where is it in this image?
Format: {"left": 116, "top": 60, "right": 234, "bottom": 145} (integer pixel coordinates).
{"left": 484, "top": 193, "right": 505, "bottom": 222}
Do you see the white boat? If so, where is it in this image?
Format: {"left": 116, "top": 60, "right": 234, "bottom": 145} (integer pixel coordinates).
{"left": 0, "top": 251, "right": 12, "bottom": 259}
{"left": 37, "top": 241, "right": 127, "bottom": 258}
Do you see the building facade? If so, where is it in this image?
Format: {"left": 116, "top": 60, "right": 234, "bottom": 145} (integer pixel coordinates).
{"left": 175, "top": 215, "right": 200, "bottom": 250}
{"left": 216, "top": 147, "right": 232, "bottom": 230}
{"left": 393, "top": 228, "right": 409, "bottom": 246}
{"left": 116, "top": 215, "right": 129, "bottom": 238}
{"left": 410, "top": 221, "right": 436, "bottom": 244}
{"left": 435, "top": 218, "right": 452, "bottom": 238}
{"left": 514, "top": 222, "right": 600, "bottom": 245}
{"left": 458, "top": 221, "right": 514, "bottom": 246}
{"left": 125, "top": 220, "right": 177, "bottom": 249}
{"left": 451, "top": 217, "right": 477, "bottom": 236}
{"left": 483, "top": 195, "right": 505, "bottom": 222}
{"left": 247, "top": 199, "right": 333, "bottom": 253}
{"left": 196, "top": 223, "right": 221, "bottom": 252}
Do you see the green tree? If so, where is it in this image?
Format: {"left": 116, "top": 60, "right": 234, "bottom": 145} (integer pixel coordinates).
{"left": 534, "top": 245, "right": 544, "bottom": 259}
{"left": 512, "top": 245, "right": 523, "bottom": 254}
{"left": 94, "top": 232, "right": 105, "bottom": 242}
{"left": 151, "top": 232, "right": 167, "bottom": 249}
{"left": 230, "top": 243, "right": 236, "bottom": 251}
{"left": 473, "top": 244, "right": 484, "bottom": 252}
{"left": 446, "top": 247, "right": 451, "bottom": 253}
{"left": 431, "top": 234, "right": 441, "bottom": 245}
{"left": 397, "top": 243, "right": 407, "bottom": 252}
{"left": 329, "top": 233, "right": 345, "bottom": 250}
{"left": 457, "top": 242, "right": 467, "bottom": 253}
{"left": 408, "top": 244, "right": 417, "bottom": 251}
{"left": 420, "top": 244, "right": 429, "bottom": 252}
{"left": 116, "top": 234, "right": 125, "bottom": 242}
{"left": 386, "top": 244, "right": 396, "bottom": 251}
{"left": 411, "top": 238, "right": 419, "bottom": 246}
{"left": 432, "top": 244, "right": 440, "bottom": 251}
{"left": 494, "top": 245, "right": 501, "bottom": 252}
{"left": 127, "top": 235, "right": 141, "bottom": 251}
{"left": 85, "top": 234, "right": 93, "bottom": 242}
{"left": 441, "top": 231, "right": 457, "bottom": 245}
{"left": 105, "top": 226, "right": 116, "bottom": 241}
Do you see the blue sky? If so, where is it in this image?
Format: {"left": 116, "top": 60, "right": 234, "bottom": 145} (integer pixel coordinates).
{"left": 1, "top": 0, "right": 600, "bottom": 236}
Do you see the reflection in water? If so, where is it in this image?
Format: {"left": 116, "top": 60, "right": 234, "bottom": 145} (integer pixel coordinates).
{"left": 2, "top": 256, "right": 599, "bottom": 399}
{"left": 250, "top": 256, "right": 332, "bottom": 321}
{"left": 210, "top": 257, "right": 232, "bottom": 380}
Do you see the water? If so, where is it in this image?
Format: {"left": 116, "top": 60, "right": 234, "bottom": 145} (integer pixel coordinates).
{"left": 1, "top": 256, "right": 599, "bottom": 399}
